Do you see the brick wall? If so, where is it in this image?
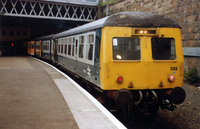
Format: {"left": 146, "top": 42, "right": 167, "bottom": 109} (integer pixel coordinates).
{"left": 99, "top": 0, "right": 200, "bottom": 73}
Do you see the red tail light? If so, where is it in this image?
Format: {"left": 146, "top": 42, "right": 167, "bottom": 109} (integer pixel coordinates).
{"left": 116, "top": 76, "right": 123, "bottom": 84}
{"left": 168, "top": 75, "right": 175, "bottom": 82}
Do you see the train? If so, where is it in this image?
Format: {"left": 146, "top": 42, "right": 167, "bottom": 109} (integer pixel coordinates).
{"left": 27, "top": 11, "right": 186, "bottom": 113}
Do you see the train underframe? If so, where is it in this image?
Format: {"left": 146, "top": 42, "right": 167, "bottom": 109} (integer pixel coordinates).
{"left": 109, "top": 87, "right": 186, "bottom": 114}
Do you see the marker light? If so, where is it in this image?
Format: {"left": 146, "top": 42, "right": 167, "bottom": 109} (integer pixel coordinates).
{"left": 168, "top": 75, "right": 175, "bottom": 82}
{"left": 135, "top": 30, "right": 157, "bottom": 34}
{"left": 116, "top": 55, "right": 122, "bottom": 60}
{"left": 116, "top": 76, "right": 123, "bottom": 84}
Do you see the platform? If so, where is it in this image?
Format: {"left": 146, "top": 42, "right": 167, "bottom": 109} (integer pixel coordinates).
{"left": 0, "top": 57, "right": 126, "bottom": 129}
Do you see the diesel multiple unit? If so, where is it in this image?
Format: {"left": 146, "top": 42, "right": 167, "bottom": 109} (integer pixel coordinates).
{"left": 28, "top": 12, "right": 186, "bottom": 113}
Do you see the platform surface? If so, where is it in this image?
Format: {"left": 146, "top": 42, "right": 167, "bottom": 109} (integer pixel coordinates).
{"left": 0, "top": 57, "right": 124, "bottom": 129}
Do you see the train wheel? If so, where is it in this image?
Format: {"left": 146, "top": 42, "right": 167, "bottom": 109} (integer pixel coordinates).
{"left": 118, "top": 104, "right": 135, "bottom": 123}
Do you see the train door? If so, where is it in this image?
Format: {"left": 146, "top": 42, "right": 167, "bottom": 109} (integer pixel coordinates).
{"left": 71, "top": 36, "right": 78, "bottom": 58}
{"left": 53, "top": 39, "right": 58, "bottom": 63}
{"left": 39, "top": 40, "right": 42, "bottom": 57}
{"left": 34, "top": 41, "right": 36, "bottom": 55}
{"left": 47, "top": 40, "right": 51, "bottom": 60}
{"left": 27, "top": 42, "right": 31, "bottom": 55}
{"left": 27, "top": 41, "right": 34, "bottom": 55}
{"left": 41, "top": 40, "right": 43, "bottom": 57}
{"left": 35, "top": 41, "right": 41, "bottom": 57}
{"left": 31, "top": 41, "right": 34, "bottom": 55}
{"left": 94, "top": 29, "right": 101, "bottom": 87}
{"left": 50, "top": 39, "right": 54, "bottom": 61}
{"left": 74, "top": 36, "right": 79, "bottom": 71}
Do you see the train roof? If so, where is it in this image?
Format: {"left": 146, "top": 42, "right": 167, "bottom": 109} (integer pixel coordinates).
{"left": 53, "top": 17, "right": 108, "bottom": 39}
{"left": 35, "top": 34, "right": 54, "bottom": 41}
{"left": 53, "top": 11, "right": 181, "bottom": 39}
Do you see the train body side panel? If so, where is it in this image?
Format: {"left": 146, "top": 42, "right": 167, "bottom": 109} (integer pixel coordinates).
{"left": 27, "top": 41, "right": 35, "bottom": 55}
{"left": 99, "top": 27, "right": 184, "bottom": 90}
{"left": 57, "top": 55, "right": 98, "bottom": 85}
{"left": 56, "top": 30, "right": 101, "bottom": 87}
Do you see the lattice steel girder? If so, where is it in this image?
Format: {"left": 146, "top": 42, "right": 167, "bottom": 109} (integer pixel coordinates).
{"left": 0, "top": 0, "right": 98, "bottom": 21}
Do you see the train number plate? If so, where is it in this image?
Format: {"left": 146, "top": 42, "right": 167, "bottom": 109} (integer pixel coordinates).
{"left": 171, "top": 67, "right": 178, "bottom": 71}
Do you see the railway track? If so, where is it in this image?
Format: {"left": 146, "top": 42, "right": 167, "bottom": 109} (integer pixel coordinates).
{"left": 106, "top": 106, "right": 167, "bottom": 129}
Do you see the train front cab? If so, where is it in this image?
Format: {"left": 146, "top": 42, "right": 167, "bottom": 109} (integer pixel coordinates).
{"left": 100, "top": 27, "right": 186, "bottom": 110}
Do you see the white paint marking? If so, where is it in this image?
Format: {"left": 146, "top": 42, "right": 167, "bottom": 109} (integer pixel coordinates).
{"left": 32, "top": 57, "right": 127, "bottom": 129}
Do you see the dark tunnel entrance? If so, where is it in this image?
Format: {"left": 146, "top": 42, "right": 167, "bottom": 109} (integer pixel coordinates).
{"left": 0, "top": 41, "right": 27, "bottom": 56}
{"left": 0, "top": 15, "right": 86, "bottom": 56}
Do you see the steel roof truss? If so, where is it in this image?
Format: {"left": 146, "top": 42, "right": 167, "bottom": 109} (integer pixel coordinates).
{"left": 0, "top": 0, "right": 97, "bottom": 21}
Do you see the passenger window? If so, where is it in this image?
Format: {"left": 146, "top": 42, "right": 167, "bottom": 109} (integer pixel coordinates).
{"left": 86, "top": 34, "right": 94, "bottom": 60}
{"left": 65, "top": 38, "right": 68, "bottom": 55}
{"left": 58, "top": 44, "right": 60, "bottom": 53}
{"left": 68, "top": 45, "right": 71, "bottom": 55}
{"left": 151, "top": 38, "right": 176, "bottom": 60}
{"left": 28, "top": 44, "right": 31, "bottom": 49}
{"left": 48, "top": 41, "right": 49, "bottom": 50}
{"left": 68, "top": 38, "right": 72, "bottom": 56}
{"left": 43, "top": 41, "right": 49, "bottom": 51}
{"left": 43, "top": 44, "right": 45, "bottom": 50}
{"left": 96, "top": 33, "right": 101, "bottom": 60}
{"left": 61, "top": 44, "right": 63, "bottom": 54}
{"left": 64, "top": 45, "right": 67, "bottom": 55}
{"left": 72, "top": 37, "right": 75, "bottom": 56}
{"left": 113, "top": 37, "right": 140, "bottom": 60}
{"left": 46, "top": 43, "right": 47, "bottom": 50}
{"left": 36, "top": 41, "right": 40, "bottom": 49}
{"left": 79, "top": 36, "right": 84, "bottom": 58}
{"left": 75, "top": 40, "right": 78, "bottom": 55}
